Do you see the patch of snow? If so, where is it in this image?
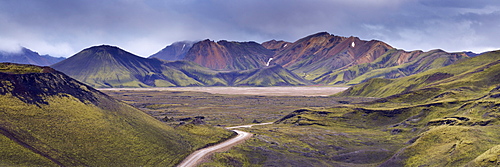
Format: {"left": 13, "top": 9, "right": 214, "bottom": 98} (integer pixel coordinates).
{"left": 351, "top": 42, "right": 355, "bottom": 48}
{"left": 266, "top": 58, "right": 274, "bottom": 66}
{"left": 283, "top": 44, "right": 288, "bottom": 47}
{"left": 182, "top": 44, "right": 186, "bottom": 50}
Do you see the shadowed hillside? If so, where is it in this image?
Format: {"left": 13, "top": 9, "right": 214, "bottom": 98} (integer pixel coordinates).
{"left": 0, "top": 63, "right": 233, "bottom": 166}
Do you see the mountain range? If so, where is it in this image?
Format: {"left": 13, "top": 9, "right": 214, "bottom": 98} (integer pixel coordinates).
{"left": 146, "top": 32, "right": 470, "bottom": 87}
{"left": 2, "top": 32, "right": 474, "bottom": 88}
{"left": 52, "top": 45, "right": 310, "bottom": 87}
{"left": 0, "top": 47, "right": 65, "bottom": 66}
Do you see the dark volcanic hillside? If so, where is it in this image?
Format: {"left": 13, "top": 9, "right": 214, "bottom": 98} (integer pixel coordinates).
{"left": 0, "top": 47, "right": 65, "bottom": 66}
{"left": 149, "top": 41, "right": 196, "bottom": 61}
{"left": 52, "top": 45, "right": 171, "bottom": 87}
{"left": 0, "top": 63, "right": 233, "bottom": 166}
{"left": 184, "top": 40, "right": 275, "bottom": 70}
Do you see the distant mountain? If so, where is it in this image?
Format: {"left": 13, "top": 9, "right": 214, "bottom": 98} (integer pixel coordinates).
{"left": 183, "top": 40, "right": 275, "bottom": 70}
{"left": 0, "top": 63, "right": 233, "bottom": 166}
{"left": 464, "top": 51, "right": 481, "bottom": 57}
{"left": 314, "top": 49, "right": 469, "bottom": 85}
{"left": 149, "top": 41, "right": 197, "bottom": 61}
{"left": 0, "top": 47, "right": 65, "bottom": 66}
{"left": 52, "top": 45, "right": 309, "bottom": 88}
{"left": 271, "top": 32, "right": 394, "bottom": 80}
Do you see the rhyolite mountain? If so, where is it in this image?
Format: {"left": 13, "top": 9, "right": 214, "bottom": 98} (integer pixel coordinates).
{"left": 149, "top": 41, "right": 197, "bottom": 61}
{"left": 155, "top": 32, "right": 469, "bottom": 86}
{"left": 0, "top": 47, "right": 65, "bottom": 66}
{"left": 271, "top": 32, "right": 394, "bottom": 78}
{"left": 52, "top": 45, "right": 309, "bottom": 87}
{"left": 0, "top": 63, "right": 233, "bottom": 166}
{"left": 183, "top": 40, "right": 275, "bottom": 71}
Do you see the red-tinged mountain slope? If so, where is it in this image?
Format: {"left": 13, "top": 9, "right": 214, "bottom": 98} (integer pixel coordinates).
{"left": 271, "top": 32, "right": 394, "bottom": 80}
{"left": 183, "top": 40, "right": 274, "bottom": 71}
{"left": 261, "top": 40, "right": 292, "bottom": 52}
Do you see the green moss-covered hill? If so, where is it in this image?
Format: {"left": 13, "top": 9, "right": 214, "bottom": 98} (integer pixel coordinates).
{"left": 314, "top": 49, "right": 468, "bottom": 85}
{"left": 0, "top": 63, "right": 233, "bottom": 166}
{"left": 52, "top": 45, "right": 309, "bottom": 88}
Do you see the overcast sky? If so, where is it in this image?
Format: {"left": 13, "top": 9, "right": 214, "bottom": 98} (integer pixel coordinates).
{"left": 1, "top": 0, "right": 499, "bottom": 57}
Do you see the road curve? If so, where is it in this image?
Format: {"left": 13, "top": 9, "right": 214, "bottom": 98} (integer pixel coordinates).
{"left": 176, "top": 122, "right": 273, "bottom": 167}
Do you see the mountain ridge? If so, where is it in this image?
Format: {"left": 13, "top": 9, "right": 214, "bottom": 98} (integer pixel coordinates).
{"left": 52, "top": 45, "right": 309, "bottom": 87}
{"left": 0, "top": 47, "right": 65, "bottom": 66}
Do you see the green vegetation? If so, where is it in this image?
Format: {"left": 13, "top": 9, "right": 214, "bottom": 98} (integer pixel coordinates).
{"left": 0, "top": 63, "right": 48, "bottom": 74}
{"left": 314, "top": 49, "right": 468, "bottom": 85}
{"left": 0, "top": 64, "right": 233, "bottom": 166}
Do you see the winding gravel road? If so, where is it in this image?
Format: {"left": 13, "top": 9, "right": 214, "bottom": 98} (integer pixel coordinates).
{"left": 177, "top": 122, "right": 273, "bottom": 167}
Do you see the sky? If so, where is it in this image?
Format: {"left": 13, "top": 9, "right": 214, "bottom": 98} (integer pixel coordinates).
{"left": 1, "top": 0, "right": 499, "bottom": 58}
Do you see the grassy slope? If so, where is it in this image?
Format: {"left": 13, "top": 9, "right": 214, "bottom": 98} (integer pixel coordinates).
{"left": 314, "top": 49, "right": 468, "bottom": 85}
{"left": 338, "top": 50, "right": 500, "bottom": 99}
{"left": 0, "top": 64, "right": 233, "bottom": 166}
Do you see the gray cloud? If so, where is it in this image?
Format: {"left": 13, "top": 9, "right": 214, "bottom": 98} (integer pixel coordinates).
{"left": 0, "top": 0, "right": 499, "bottom": 57}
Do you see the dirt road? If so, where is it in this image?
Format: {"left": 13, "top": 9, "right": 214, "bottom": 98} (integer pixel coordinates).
{"left": 176, "top": 123, "right": 273, "bottom": 167}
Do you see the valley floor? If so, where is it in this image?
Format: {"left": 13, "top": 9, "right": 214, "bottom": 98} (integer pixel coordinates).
{"left": 101, "top": 87, "right": 366, "bottom": 126}
{"left": 102, "top": 87, "right": 500, "bottom": 166}
{"left": 99, "top": 86, "right": 349, "bottom": 97}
